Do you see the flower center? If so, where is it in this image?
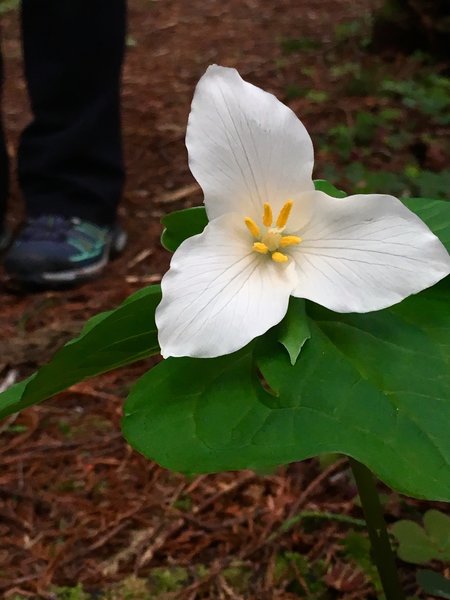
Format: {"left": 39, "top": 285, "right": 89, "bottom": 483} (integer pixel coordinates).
{"left": 244, "top": 200, "right": 302, "bottom": 263}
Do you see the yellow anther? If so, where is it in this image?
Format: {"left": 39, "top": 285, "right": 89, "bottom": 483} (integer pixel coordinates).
{"left": 279, "top": 235, "right": 302, "bottom": 247}
{"left": 253, "top": 242, "right": 269, "bottom": 254}
{"left": 276, "top": 200, "right": 293, "bottom": 229}
{"left": 244, "top": 217, "right": 260, "bottom": 238}
{"left": 262, "top": 203, "right": 273, "bottom": 227}
{"left": 272, "top": 251, "right": 289, "bottom": 263}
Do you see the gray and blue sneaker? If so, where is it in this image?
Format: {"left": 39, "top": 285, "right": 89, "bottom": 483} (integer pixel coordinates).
{"left": 4, "top": 215, "right": 127, "bottom": 287}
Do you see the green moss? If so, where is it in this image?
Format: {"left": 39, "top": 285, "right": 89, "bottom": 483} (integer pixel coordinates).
{"left": 148, "top": 566, "right": 189, "bottom": 595}
{"left": 52, "top": 584, "right": 90, "bottom": 600}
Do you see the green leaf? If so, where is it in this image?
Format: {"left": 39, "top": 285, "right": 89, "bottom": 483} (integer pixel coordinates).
{"left": 0, "top": 285, "right": 162, "bottom": 419}
{"left": 424, "top": 510, "right": 450, "bottom": 556}
{"left": 392, "top": 510, "right": 450, "bottom": 565}
{"left": 391, "top": 521, "right": 437, "bottom": 564}
{"left": 0, "top": 376, "right": 36, "bottom": 421}
{"left": 402, "top": 198, "right": 450, "bottom": 253}
{"left": 161, "top": 206, "right": 208, "bottom": 252}
{"left": 277, "top": 298, "right": 310, "bottom": 365}
{"left": 123, "top": 280, "right": 450, "bottom": 501}
{"left": 123, "top": 346, "right": 260, "bottom": 473}
{"left": 313, "top": 179, "right": 347, "bottom": 198}
{"left": 417, "top": 570, "right": 450, "bottom": 599}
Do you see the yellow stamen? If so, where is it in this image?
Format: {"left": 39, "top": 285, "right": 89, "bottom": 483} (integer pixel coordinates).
{"left": 279, "top": 235, "right": 302, "bottom": 247}
{"left": 276, "top": 200, "right": 293, "bottom": 229}
{"left": 262, "top": 203, "right": 273, "bottom": 227}
{"left": 272, "top": 251, "right": 289, "bottom": 263}
{"left": 244, "top": 217, "right": 260, "bottom": 238}
{"left": 253, "top": 242, "right": 269, "bottom": 254}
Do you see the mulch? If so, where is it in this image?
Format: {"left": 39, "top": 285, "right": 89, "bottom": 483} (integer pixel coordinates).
{"left": 0, "top": 0, "right": 448, "bottom": 597}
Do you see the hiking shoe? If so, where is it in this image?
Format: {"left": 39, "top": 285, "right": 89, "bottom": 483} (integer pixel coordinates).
{"left": 4, "top": 215, "right": 127, "bottom": 287}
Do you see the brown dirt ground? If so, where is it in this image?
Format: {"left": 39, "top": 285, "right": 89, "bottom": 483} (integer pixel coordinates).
{"left": 0, "top": 1, "right": 449, "bottom": 598}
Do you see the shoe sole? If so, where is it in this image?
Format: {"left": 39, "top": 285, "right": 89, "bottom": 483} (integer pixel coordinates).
{"left": 40, "top": 253, "right": 110, "bottom": 284}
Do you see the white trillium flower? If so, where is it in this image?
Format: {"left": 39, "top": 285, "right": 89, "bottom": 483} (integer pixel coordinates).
{"left": 156, "top": 65, "right": 450, "bottom": 359}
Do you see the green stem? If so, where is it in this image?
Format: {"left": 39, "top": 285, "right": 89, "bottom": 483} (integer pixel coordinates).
{"left": 349, "top": 458, "right": 406, "bottom": 600}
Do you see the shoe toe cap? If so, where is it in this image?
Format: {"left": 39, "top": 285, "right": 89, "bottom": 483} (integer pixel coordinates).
{"left": 4, "top": 241, "right": 72, "bottom": 275}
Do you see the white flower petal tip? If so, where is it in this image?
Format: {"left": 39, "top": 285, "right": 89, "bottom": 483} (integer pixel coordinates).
{"left": 186, "top": 65, "right": 315, "bottom": 221}
{"left": 156, "top": 214, "right": 299, "bottom": 358}
{"left": 289, "top": 191, "right": 450, "bottom": 313}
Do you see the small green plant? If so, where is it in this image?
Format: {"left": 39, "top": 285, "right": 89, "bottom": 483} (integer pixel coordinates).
{"left": 327, "top": 125, "right": 354, "bottom": 160}
{"left": 392, "top": 509, "right": 450, "bottom": 565}
{"left": 344, "top": 162, "right": 409, "bottom": 196}
{"left": 342, "top": 532, "right": 383, "bottom": 596}
{"left": 172, "top": 492, "right": 193, "bottom": 511}
{"left": 52, "top": 584, "right": 90, "bottom": 600}
{"left": 305, "top": 89, "right": 329, "bottom": 103}
{"left": 222, "top": 562, "right": 252, "bottom": 594}
{"left": 343, "top": 67, "right": 382, "bottom": 96}
{"left": 274, "top": 551, "right": 328, "bottom": 597}
{"left": 326, "top": 110, "right": 388, "bottom": 161}
{"left": 417, "top": 570, "right": 450, "bottom": 600}
{"left": 403, "top": 167, "right": 450, "bottom": 199}
{"left": 353, "top": 111, "right": 378, "bottom": 145}
{"left": 107, "top": 576, "right": 151, "bottom": 599}
{"left": 148, "top": 566, "right": 190, "bottom": 595}
{"left": 390, "top": 510, "right": 450, "bottom": 599}
{"left": 334, "top": 18, "right": 372, "bottom": 48}
{"left": 334, "top": 162, "right": 450, "bottom": 201}
{"left": 284, "top": 83, "right": 305, "bottom": 100}
{"left": 279, "top": 36, "right": 322, "bottom": 54}
{"left": 0, "top": 0, "right": 19, "bottom": 14}
{"left": 382, "top": 76, "right": 450, "bottom": 125}
{"left": 329, "top": 62, "right": 360, "bottom": 79}
{"left": 4, "top": 423, "right": 28, "bottom": 433}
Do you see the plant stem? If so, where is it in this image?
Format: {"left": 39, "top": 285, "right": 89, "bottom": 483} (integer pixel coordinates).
{"left": 349, "top": 458, "right": 406, "bottom": 600}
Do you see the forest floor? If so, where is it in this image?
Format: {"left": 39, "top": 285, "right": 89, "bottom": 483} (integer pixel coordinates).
{"left": 0, "top": 0, "right": 449, "bottom": 598}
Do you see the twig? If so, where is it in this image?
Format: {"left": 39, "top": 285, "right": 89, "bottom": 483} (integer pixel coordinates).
{"left": 155, "top": 183, "right": 200, "bottom": 204}
{"left": 0, "top": 368, "right": 18, "bottom": 393}
{"left": 125, "top": 274, "right": 161, "bottom": 284}
{"left": 193, "top": 473, "right": 256, "bottom": 514}
{"left": 127, "top": 248, "right": 154, "bottom": 269}
{"left": 0, "top": 413, "right": 19, "bottom": 435}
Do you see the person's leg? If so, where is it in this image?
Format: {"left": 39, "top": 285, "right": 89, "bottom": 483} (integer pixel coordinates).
{"left": 0, "top": 45, "right": 10, "bottom": 247}
{"left": 5, "top": 0, "right": 127, "bottom": 286}
{"left": 18, "top": 0, "right": 126, "bottom": 226}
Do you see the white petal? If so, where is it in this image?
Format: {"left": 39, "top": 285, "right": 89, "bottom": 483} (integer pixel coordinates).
{"left": 289, "top": 191, "right": 450, "bottom": 312}
{"left": 156, "top": 214, "right": 298, "bottom": 358}
{"left": 186, "top": 65, "right": 314, "bottom": 221}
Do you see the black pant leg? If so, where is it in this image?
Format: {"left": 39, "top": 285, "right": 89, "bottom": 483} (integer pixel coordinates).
{"left": 19, "top": 0, "right": 126, "bottom": 226}
{"left": 0, "top": 44, "right": 9, "bottom": 224}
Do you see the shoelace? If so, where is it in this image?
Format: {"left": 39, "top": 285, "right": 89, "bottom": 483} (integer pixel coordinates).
{"left": 20, "top": 215, "right": 82, "bottom": 243}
